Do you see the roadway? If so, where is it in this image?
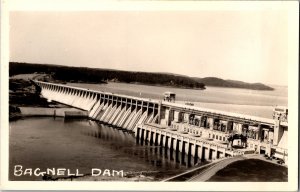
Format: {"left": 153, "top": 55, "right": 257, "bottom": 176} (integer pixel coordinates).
{"left": 187, "top": 156, "right": 246, "bottom": 181}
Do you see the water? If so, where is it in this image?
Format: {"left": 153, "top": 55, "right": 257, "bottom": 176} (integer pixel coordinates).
{"left": 68, "top": 82, "right": 288, "bottom": 119}
{"left": 9, "top": 117, "right": 198, "bottom": 181}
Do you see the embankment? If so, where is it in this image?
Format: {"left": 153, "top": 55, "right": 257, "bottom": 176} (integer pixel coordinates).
{"left": 19, "top": 107, "right": 88, "bottom": 118}
{"left": 9, "top": 77, "right": 82, "bottom": 120}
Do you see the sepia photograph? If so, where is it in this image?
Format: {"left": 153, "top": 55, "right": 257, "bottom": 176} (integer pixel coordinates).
{"left": 1, "top": 0, "right": 298, "bottom": 191}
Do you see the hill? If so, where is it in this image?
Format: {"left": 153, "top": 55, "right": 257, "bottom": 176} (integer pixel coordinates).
{"left": 192, "top": 77, "right": 274, "bottom": 90}
{"left": 9, "top": 62, "right": 205, "bottom": 89}
{"left": 9, "top": 62, "right": 274, "bottom": 91}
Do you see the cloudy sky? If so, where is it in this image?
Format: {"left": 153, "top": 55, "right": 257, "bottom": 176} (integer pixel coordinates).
{"left": 9, "top": 8, "right": 289, "bottom": 85}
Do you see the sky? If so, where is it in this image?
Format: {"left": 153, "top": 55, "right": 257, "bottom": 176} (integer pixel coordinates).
{"left": 9, "top": 9, "right": 289, "bottom": 86}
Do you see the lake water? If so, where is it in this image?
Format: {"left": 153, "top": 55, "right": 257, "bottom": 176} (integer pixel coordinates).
{"left": 68, "top": 82, "right": 288, "bottom": 119}
{"left": 9, "top": 117, "right": 199, "bottom": 181}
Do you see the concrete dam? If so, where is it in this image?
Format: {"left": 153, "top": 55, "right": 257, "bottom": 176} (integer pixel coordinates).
{"left": 33, "top": 80, "right": 159, "bottom": 131}
{"left": 33, "top": 80, "right": 288, "bottom": 164}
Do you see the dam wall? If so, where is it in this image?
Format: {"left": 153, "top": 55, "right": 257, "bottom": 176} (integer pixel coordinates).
{"left": 33, "top": 80, "right": 159, "bottom": 131}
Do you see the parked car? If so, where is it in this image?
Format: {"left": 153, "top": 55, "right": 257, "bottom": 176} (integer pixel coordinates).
{"left": 265, "top": 156, "right": 272, "bottom": 160}
{"left": 277, "top": 159, "right": 285, "bottom": 165}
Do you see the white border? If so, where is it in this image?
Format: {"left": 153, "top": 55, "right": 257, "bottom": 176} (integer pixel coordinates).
{"left": 1, "top": 0, "right": 298, "bottom": 191}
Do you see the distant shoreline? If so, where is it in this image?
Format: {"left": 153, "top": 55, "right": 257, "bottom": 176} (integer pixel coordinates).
{"left": 105, "top": 81, "right": 277, "bottom": 92}
{"left": 10, "top": 62, "right": 274, "bottom": 91}
{"left": 97, "top": 81, "right": 206, "bottom": 91}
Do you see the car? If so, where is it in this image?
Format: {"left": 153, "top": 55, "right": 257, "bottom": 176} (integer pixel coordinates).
{"left": 277, "top": 159, "right": 285, "bottom": 165}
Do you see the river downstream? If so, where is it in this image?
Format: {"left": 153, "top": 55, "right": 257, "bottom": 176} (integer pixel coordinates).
{"left": 9, "top": 117, "right": 199, "bottom": 181}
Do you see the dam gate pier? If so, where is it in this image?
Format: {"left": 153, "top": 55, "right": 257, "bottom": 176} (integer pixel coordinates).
{"left": 135, "top": 124, "right": 243, "bottom": 162}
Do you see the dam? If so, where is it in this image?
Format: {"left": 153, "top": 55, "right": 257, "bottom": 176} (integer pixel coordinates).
{"left": 32, "top": 80, "right": 289, "bottom": 165}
